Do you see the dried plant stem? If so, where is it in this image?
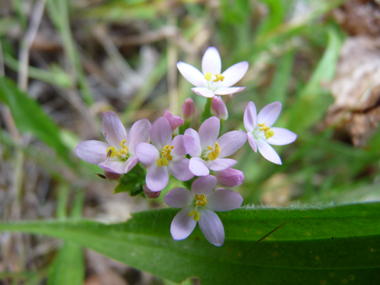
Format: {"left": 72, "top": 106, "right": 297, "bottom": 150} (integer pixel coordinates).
{"left": 167, "top": 17, "right": 178, "bottom": 114}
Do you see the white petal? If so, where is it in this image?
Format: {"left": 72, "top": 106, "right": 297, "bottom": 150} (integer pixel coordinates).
{"left": 198, "top": 209, "right": 224, "bottom": 246}
{"left": 198, "top": 116, "right": 220, "bottom": 150}
{"left": 127, "top": 119, "right": 151, "bottom": 154}
{"left": 202, "top": 46, "right": 221, "bottom": 75}
{"left": 257, "top": 102, "right": 282, "bottom": 127}
{"left": 164, "top": 188, "right": 193, "bottom": 208}
{"left": 177, "top": 62, "right": 205, "bottom": 87}
{"left": 170, "top": 207, "right": 197, "bottom": 241}
{"left": 98, "top": 160, "right": 126, "bottom": 174}
{"left": 184, "top": 128, "right": 202, "bottom": 157}
{"left": 214, "top": 87, "right": 245, "bottom": 95}
{"left": 257, "top": 140, "right": 282, "bottom": 165}
{"left": 220, "top": 61, "right": 249, "bottom": 87}
{"left": 244, "top": 102, "right": 257, "bottom": 133}
{"left": 267, "top": 128, "right": 297, "bottom": 146}
{"left": 217, "top": 131, "right": 247, "bottom": 158}
{"left": 102, "top": 111, "right": 127, "bottom": 147}
{"left": 191, "top": 175, "right": 217, "bottom": 195}
{"left": 208, "top": 158, "right": 237, "bottom": 171}
{"left": 247, "top": 132, "right": 257, "bottom": 152}
{"left": 146, "top": 163, "right": 169, "bottom": 192}
{"left": 168, "top": 157, "right": 194, "bottom": 181}
{"left": 207, "top": 189, "right": 243, "bottom": 212}
{"left": 191, "top": 87, "right": 215, "bottom": 98}
{"left": 189, "top": 157, "right": 209, "bottom": 176}
{"left": 75, "top": 140, "right": 108, "bottom": 164}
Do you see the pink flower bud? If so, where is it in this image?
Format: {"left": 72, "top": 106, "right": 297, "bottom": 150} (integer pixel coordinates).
{"left": 181, "top": 98, "right": 195, "bottom": 120}
{"left": 215, "top": 168, "right": 244, "bottom": 187}
{"left": 163, "top": 110, "right": 184, "bottom": 132}
{"left": 143, "top": 185, "right": 161, "bottom": 199}
{"left": 104, "top": 170, "right": 122, "bottom": 181}
{"left": 210, "top": 96, "right": 228, "bottom": 120}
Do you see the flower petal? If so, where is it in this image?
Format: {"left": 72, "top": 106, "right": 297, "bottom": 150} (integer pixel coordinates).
{"left": 208, "top": 158, "right": 237, "bottom": 171}
{"left": 135, "top": 142, "right": 159, "bottom": 165}
{"left": 247, "top": 132, "right": 257, "bottom": 152}
{"left": 202, "top": 46, "right": 221, "bottom": 75}
{"left": 102, "top": 111, "right": 127, "bottom": 147}
{"left": 75, "top": 140, "right": 108, "bottom": 164}
{"left": 127, "top": 119, "right": 151, "bottom": 154}
{"left": 191, "top": 87, "right": 215, "bottom": 98}
{"left": 198, "top": 209, "right": 224, "bottom": 246}
{"left": 217, "top": 130, "right": 247, "bottom": 158}
{"left": 184, "top": 128, "right": 202, "bottom": 157}
{"left": 151, "top": 117, "right": 172, "bottom": 150}
{"left": 220, "top": 61, "right": 249, "bottom": 87}
{"left": 198, "top": 116, "right": 220, "bottom": 150}
{"left": 164, "top": 188, "right": 193, "bottom": 208}
{"left": 214, "top": 87, "right": 245, "bottom": 95}
{"left": 146, "top": 163, "right": 169, "bottom": 192}
{"left": 191, "top": 175, "right": 217, "bottom": 195}
{"left": 257, "top": 101, "right": 282, "bottom": 127}
{"left": 171, "top": 135, "right": 194, "bottom": 156}
{"left": 207, "top": 189, "right": 243, "bottom": 211}
{"left": 214, "top": 168, "right": 244, "bottom": 188}
{"left": 177, "top": 62, "right": 205, "bottom": 87}
{"left": 124, "top": 155, "right": 139, "bottom": 173}
{"left": 267, "top": 127, "right": 297, "bottom": 146}
{"left": 257, "top": 140, "right": 282, "bottom": 165}
{"left": 244, "top": 102, "right": 257, "bottom": 133}
{"left": 189, "top": 157, "right": 210, "bottom": 176}
{"left": 164, "top": 110, "right": 184, "bottom": 132}
{"left": 98, "top": 160, "right": 126, "bottom": 174}
{"left": 168, "top": 157, "right": 194, "bottom": 181}
{"left": 170, "top": 207, "right": 197, "bottom": 241}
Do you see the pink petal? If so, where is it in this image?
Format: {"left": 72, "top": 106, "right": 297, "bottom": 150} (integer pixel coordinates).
{"left": 102, "top": 111, "right": 127, "bottom": 147}
{"left": 191, "top": 87, "right": 215, "bottom": 98}
{"left": 210, "top": 96, "right": 228, "bottom": 120}
{"left": 214, "top": 168, "right": 244, "bottom": 188}
{"left": 177, "top": 62, "right": 205, "bottom": 87}
{"left": 104, "top": 170, "right": 122, "bottom": 180}
{"left": 208, "top": 158, "right": 237, "bottom": 171}
{"left": 151, "top": 117, "right": 172, "bottom": 150}
{"left": 164, "top": 110, "right": 184, "bottom": 132}
{"left": 247, "top": 132, "right": 257, "bottom": 152}
{"left": 143, "top": 185, "right": 161, "bottom": 199}
{"left": 198, "top": 209, "right": 224, "bottom": 246}
{"left": 146, "top": 163, "right": 169, "bottom": 192}
{"left": 267, "top": 127, "right": 297, "bottom": 146}
{"left": 202, "top": 46, "right": 221, "bottom": 75}
{"left": 184, "top": 128, "right": 202, "bottom": 157}
{"left": 135, "top": 142, "right": 159, "bottom": 165}
{"left": 75, "top": 140, "right": 108, "bottom": 164}
{"left": 98, "top": 160, "right": 126, "bottom": 174}
{"left": 217, "top": 130, "right": 247, "bottom": 158}
{"left": 214, "top": 87, "right": 246, "bottom": 95}
{"left": 164, "top": 187, "right": 193, "bottom": 208}
{"left": 220, "top": 61, "right": 249, "bottom": 87}
{"left": 257, "top": 102, "right": 282, "bottom": 127}
{"left": 191, "top": 175, "right": 217, "bottom": 195}
{"left": 257, "top": 140, "right": 282, "bottom": 165}
{"left": 168, "top": 157, "right": 194, "bottom": 181}
{"left": 127, "top": 119, "right": 151, "bottom": 154}
{"left": 198, "top": 116, "right": 220, "bottom": 150}
{"left": 207, "top": 189, "right": 243, "bottom": 211}
{"left": 124, "top": 155, "right": 139, "bottom": 173}
{"left": 189, "top": 157, "right": 210, "bottom": 176}
{"left": 171, "top": 135, "right": 194, "bottom": 157}
{"left": 170, "top": 207, "right": 197, "bottom": 241}
{"left": 244, "top": 102, "right": 257, "bottom": 133}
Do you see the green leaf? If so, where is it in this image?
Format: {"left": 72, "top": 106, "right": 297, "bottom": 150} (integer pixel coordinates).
{"left": 0, "top": 203, "right": 379, "bottom": 284}
{"left": 0, "top": 77, "right": 69, "bottom": 158}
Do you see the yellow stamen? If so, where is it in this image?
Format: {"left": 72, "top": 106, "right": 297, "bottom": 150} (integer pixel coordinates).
{"left": 204, "top": 72, "right": 212, "bottom": 81}
{"left": 189, "top": 209, "right": 201, "bottom": 222}
{"left": 258, "top": 123, "right": 275, "bottom": 140}
{"left": 195, "top": 194, "right": 207, "bottom": 206}
{"left": 106, "top": 140, "right": 129, "bottom": 159}
{"left": 106, "top": 146, "right": 118, "bottom": 158}
{"left": 207, "top": 142, "right": 221, "bottom": 161}
{"left": 156, "top": 145, "right": 174, "bottom": 167}
{"left": 213, "top": 73, "right": 225, "bottom": 82}
{"left": 120, "top": 139, "right": 129, "bottom": 151}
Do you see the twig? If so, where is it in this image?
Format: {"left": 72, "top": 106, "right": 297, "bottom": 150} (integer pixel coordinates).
{"left": 256, "top": 222, "right": 287, "bottom": 244}
{"left": 167, "top": 16, "right": 178, "bottom": 114}
{"left": 0, "top": 41, "right": 4, "bottom": 76}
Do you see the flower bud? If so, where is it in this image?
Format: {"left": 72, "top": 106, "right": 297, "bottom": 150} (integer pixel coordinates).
{"left": 181, "top": 98, "right": 195, "bottom": 120}
{"left": 164, "top": 110, "right": 184, "bottom": 132}
{"left": 143, "top": 185, "right": 161, "bottom": 198}
{"left": 210, "top": 96, "right": 228, "bottom": 120}
{"left": 104, "top": 170, "right": 122, "bottom": 181}
{"left": 215, "top": 168, "right": 244, "bottom": 188}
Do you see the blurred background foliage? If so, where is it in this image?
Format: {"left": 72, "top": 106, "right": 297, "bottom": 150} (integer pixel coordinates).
{"left": 1, "top": 0, "right": 380, "bottom": 284}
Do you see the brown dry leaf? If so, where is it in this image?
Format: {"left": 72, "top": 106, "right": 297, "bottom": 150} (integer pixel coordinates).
{"left": 325, "top": 36, "right": 380, "bottom": 146}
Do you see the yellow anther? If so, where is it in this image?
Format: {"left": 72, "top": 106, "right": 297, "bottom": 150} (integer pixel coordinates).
{"left": 106, "top": 146, "right": 118, "bottom": 158}
{"left": 161, "top": 144, "right": 174, "bottom": 161}
{"left": 189, "top": 210, "right": 200, "bottom": 222}
{"left": 156, "top": 157, "right": 169, "bottom": 167}
{"left": 265, "top": 130, "right": 274, "bottom": 139}
{"left": 204, "top": 72, "right": 212, "bottom": 81}
{"left": 120, "top": 139, "right": 129, "bottom": 151}
{"left": 195, "top": 194, "right": 207, "bottom": 206}
{"left": 258, "top": 123, "right": 274, "bottom": 140}
{"left": 213, "top": 73, "right": 225, "bottom": 82}
{"left": 206, "top": 142, "right": 221, "bottom": 161}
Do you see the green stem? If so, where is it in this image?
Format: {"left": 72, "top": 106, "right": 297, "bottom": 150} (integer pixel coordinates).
{"left": 200, "top": 98, "right": 212, "bottom": 123}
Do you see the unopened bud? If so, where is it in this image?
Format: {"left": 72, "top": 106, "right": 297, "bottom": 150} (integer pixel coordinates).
{"left": 181, "top": 98, "right": 195, "bottom": 120}
{"left": 143, "top": 185, "right": 161, "bottom": 198}
{"left": 210, "top": 96, "right": 228, "bottom": 120}
{"left": 164, "top": 110, "right": 184, "bottom": 132}
{"left": 104, "top": 170, "right": 122, "bottom": 180}
{"left": 215, "top": 168, "right": 244, "bottom": 188}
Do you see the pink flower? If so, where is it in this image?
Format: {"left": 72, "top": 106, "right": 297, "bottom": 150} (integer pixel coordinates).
{"left": 185, "top": 116, "right": 247, "bottom": 176}
{"left": 163, "top": 110, "right": 184, "bottom": 132}
{"left": 181, "top": 98, "right": 195, "bottom": 120}
{"left": 214, "top": 168, "right": 244, "bottom": 188}
{"left": 244, "top": 101, "right": 297, "bottom": 165}
{"left": 135, "top": 117, "right": 194, "bottom": 192}
{"left": 75, "top": 111, "right": 151, "bottom": 174}
{"left": 177, "top": 47, "right": 248, "bottom": 98}
{"left": 210, "top": 96, "right": 228, "bottom": 120}
{"left": 164, "top": 175, "right": 243, "bottom": 246}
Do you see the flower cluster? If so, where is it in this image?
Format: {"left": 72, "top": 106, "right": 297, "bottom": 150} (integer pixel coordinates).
{"left": 75, "top": 46, "right": 297, "bottom": 246}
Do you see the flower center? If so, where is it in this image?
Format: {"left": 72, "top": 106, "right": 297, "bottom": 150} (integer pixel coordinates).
{"left": 156, "top": 145, "right": 174, "bottom": 167}
{"left": 106, "top": 139, "right": 129, "bottom": 161}
{"left": 189, "top": 194, "right": 208, "bottom": 221}
{"left": 258, "top": 123, "right": 274, "bottom": 140}
{"left": 204, "top": 72, "right": 225, "bottom": 83}
{"left": 206, "top": 142, "right": 221, "bottom": 161}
